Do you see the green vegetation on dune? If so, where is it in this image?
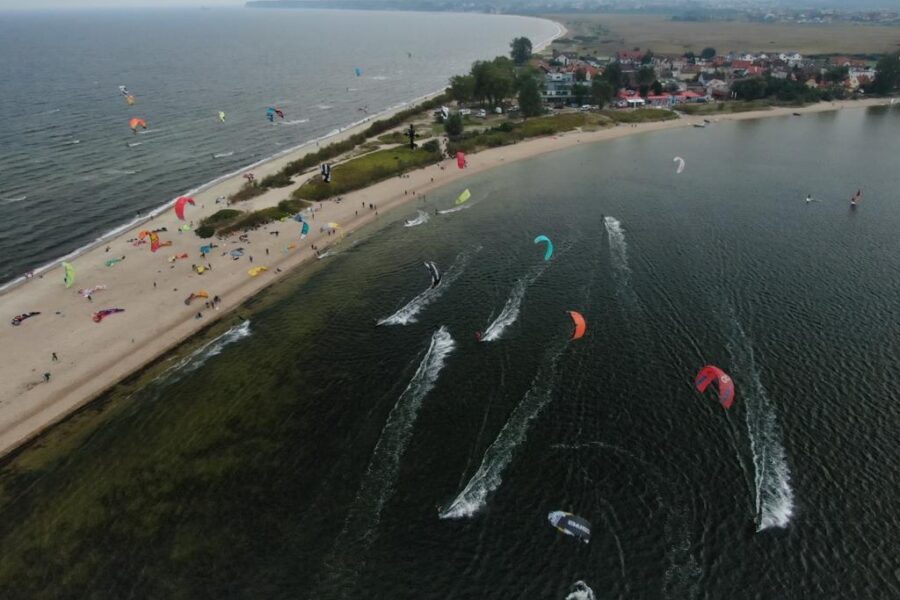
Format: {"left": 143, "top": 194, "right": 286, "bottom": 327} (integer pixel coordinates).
{"left": 293, "top": 146, "right": 442, "bottom": 202}
{"left": 447, "top": 112, "right": 617, "bottom": 155}
{"left": 195, "top": 200, "right": 309, "bottom": 238}
{"left": 599, "top": 108, "right": 679, "bottom": 123}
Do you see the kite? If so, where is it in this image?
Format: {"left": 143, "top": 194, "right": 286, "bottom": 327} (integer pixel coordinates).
{"left": 424, "top": 261, "right": 441, "bottom": 288}
{"left": 533, "top": 235, "right": 553, "bottom": 261}
{"left": 62, "top": 261, "right": 75, "bottom": 288}
{"left": 105, "top": 257, "right": 124, "bottom": 267}
{"left": 11, "top": 312, "right": 40, "bottom": 326}
{"left": 266, "top": 107, "right": 284, "bottom": 123}
{"left": 92, "top": 308, "right": 125, "bottom": 323}
{"left": 694, "top": 365, "right": 735, "bottom": 409}
{"left": 355, "top": 67, "right": 362, "bottom": 77}
{"left": 184, "top": 291, "right": 209, "bottom": 305}
{"left": 548, "top": 511, "right": 591, "bottom": 544}
{"left": 567, "top": 310, "right": 586, "bottom": 340}
{"left": 456, "top": 151, "right": 467, "bottom": 169}
{"left": 674, "top": 156, "right": 685, "bottom": 174}
{"left": 174, "top": 196, "right": 195, "bottom": 220}
{"left": 456, "top": 189, "right": 471, "bottom": 205}
{"left": 218, "top": 111, "right": 226, "bottom": 123}
{"left": 248, "top": 266, "right": 268, "bottom": 277}
{"left": 300, "top": 221, "right": 310, "bottom": 239}
{"left": 129, "top": 118, "right": 147, "bottom": 133}
{"left": 78, "top": 285, "right": 106, "bottom": 298}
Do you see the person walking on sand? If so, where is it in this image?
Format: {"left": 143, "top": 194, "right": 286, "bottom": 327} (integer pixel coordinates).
{"left": 249, "top": 256, "right": 253, "bottom": 263}
{"left": 43, "top": 372, "right": 51, "bottom": 383}
{"left": 52, "top": 352, "right": 58, "bottom": 362}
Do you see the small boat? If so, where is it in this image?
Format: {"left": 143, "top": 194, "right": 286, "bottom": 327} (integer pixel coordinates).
{"left": 792, "top": 112, "right": 802, "bottom": 116}
{"left": 693, "top": 123, "right": 706, "bottom": 128}
{"left": 703, "top": 118, "right": 711, "bottom": 123}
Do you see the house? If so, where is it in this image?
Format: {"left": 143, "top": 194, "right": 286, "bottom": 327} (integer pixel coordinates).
{"left": 542, "top": 72, "right": 576, "bottom": 104}
{"left": 616, "top": 50, "right": 645, "bottom": 65}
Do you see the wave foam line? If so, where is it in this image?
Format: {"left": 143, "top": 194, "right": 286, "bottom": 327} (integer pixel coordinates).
{"left": 481, "top": 264, "right": 547, "bottom": 342}
{"left": 728, "top": 319, "right": 794, "bottom": 531}
{"left": 377, "top": 249, "right": 475, "bottom": 326}
{"left": 440, "top": 342, "right": 565, "bottom": 519}
{"left": 342, "top": 327, "right": 454, "bottom": 536}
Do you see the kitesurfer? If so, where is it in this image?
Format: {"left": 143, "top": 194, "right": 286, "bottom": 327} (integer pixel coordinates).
{"left": 806, "top": 194, "right": 812, "bottom": 203}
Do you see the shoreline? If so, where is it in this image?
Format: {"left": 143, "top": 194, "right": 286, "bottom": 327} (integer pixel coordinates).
{"left": 0, "top": 96, "right": 887, "bottom": 460}
{"left": 0, "top": 15, "right": 566, "bottom": 295}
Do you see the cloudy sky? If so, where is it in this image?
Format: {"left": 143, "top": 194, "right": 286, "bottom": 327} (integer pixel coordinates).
{"left": 0, "top": 0, "right": 243, "bottom": 8}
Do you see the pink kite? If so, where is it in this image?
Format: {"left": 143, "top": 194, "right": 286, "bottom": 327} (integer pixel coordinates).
{"left": 456, "top": 151, "right": 466, "bottom": 169}
{"left": 93, "top": 308, "right": 125, "bottom": 323}
{"left": 694, "top": 365, "right": 735, "bottom": 409}
{"left": 174, "top": 196, "right": 195, "bottom": 220}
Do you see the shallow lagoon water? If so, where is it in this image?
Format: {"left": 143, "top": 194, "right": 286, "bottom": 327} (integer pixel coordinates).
{"left": 1, "top": 107, "right": 899, "bottom": 599}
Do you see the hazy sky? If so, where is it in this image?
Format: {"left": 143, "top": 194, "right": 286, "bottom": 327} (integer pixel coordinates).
{"left": 0, "top": 0, "right": 242, "bottom": 9}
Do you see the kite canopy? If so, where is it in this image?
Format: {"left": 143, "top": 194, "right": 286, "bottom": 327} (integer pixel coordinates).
{"left": 11, "top": 312, "right": 40, "bottom": 326}
{"left": 567, "top": 310, "right": 586, "bottom": 340}
{"left": 548, "top": 511, "right": 591, "bottom": 544}
{"left": 93, "top": 308, "right": 125, "bottom": 323}
{"left": 129, "top": 118, "right": 147, "bottom": 132}
{"left": 354, "top": 67, "right": 362, "bottom": 77}
{"left": 533, "top": 235, "right": 553, "bottom": 261}
{"left": 266, "top": 107, "right": 284, "bottom": 122}
{"left": 218, "top": 111, "right": 226, "bottom": 123}
{"left": 456, "top": 189, "right": 471, "bottom": 205}
{"left": 695, "top": 365, "right": 735, "bottom": 409}
{"left": 424, "top": 261, "right": 441, "bottom": 288}
{"left": 248, "top": 266, "right": 268, "bottom": 277}
{"left": 456, "top": 151, "right": 466, "bottom": 169}
{"left": 174, "top": 196, "right": 195, "bottom": 220}
{"left": 62, "top": 261, "right": 75, "bottom": 288}
{"left": 674, "top": 156, "right": 685, "bottom": 174}
{"left": 300, "top": 221, "right": 310, "bottom": 238}
{"left": 184, "top": 291, "right": 209, "bottom": 305}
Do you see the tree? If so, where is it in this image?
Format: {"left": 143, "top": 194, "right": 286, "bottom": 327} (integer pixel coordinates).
{"left": 518, "top": 75, "right": 543, "bottom": 118}
{"left": 641, "top": 50, "right": 654, "bottom": 65}
{"left": 872, "top": 51, "right": 900, "bottom": 95}
{"left": 731, "top": 78, "right": 768, "bottom": 100}
{"left": 651, "top": 80, "right": 663, "bottom": 95}
{"left": 683, "top": 51, "right": 696, "bottom": 64}
{"left": 444, "top": 113, "right": 463, "bottom": 137}
{"left": 638, "top": 84, "right": 650, "bottom": 98}
{"left": 510, "top": 37, "right": 533, "bottom": 65}
{"left": 603, "top": 62, "right": 624, "bottom": 90}
{"left": 449, "top": 74, "right": 475, "bottom": 104}
{"left": 591, "top": 79, "right": 613, "bottom": 107}
{"left": 700, "top": 47, "right": 716, "bottom": 60}
{"left": 637, "top": 65, "right": 656, "bottom": 86}
{"left": 572, "top": 83, "right": 590, "bottom": 106}
{"left": 574, "top": 68, "right": 587, "bottom": 82}
{"left": 824, "top": 65, "right": 848, "bottom": 83}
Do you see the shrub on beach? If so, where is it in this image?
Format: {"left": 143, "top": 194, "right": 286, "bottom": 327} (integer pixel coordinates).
{"left": 229, "top": 182, "right": 266, "bottom": 203}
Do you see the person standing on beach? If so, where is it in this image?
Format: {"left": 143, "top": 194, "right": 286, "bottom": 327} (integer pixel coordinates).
{"left": 52, "top": 352, "right": 58, "bottom": 362}
{"left": 43, "top": 372, "right": 51, "bottom": 383}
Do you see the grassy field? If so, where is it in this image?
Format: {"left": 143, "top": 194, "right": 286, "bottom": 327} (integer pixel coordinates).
{"left": 544, "top": 14, "right": 900, "bottom": 57}
{"left": 293, "top": 145, "right": 441, "bottom": 201}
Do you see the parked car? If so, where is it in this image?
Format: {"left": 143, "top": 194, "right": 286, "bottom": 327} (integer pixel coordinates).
{"left": 459, "top": 108, "right": 472, "bottom": 116}
{"left": 476, "top": 109, "right": 487, "bottom": 118}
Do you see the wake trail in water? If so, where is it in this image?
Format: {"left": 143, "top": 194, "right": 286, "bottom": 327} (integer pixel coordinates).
{"left": 213, "top": 151, "right": 234, "bottom": 158}
{"left": 727, "top": 318, "right": 794, "bottom": 531}
{"left": 438, "top": 204, "right": 470, "bottom": 215}
{"left": 155, "top": 321, "right": 251, "bottom": 387}
{"left": 403, "top": 210, "right": 429, "bottom": 227}
{"left": 280, "top": 118, "right": 309, "bottom": 126}
{"left": 565, "top": 581, "right": 596, "bottom": 600}
{"left": 320, "top": 328, "right": 455, "bottom": 597}
{"left": 481, "top": 264, "right": 547, "bottom": 342}
{"left": 439, "top": 341, "right": 566, "bottom": 519}
{"left": 1, "top": 196, "right": 27, "bottom": 205}
{"left": 377, "top": 248, "right": 476, "bottom": 326}
{"left": 604, "top": 215, "right": 632, "bottom": 291}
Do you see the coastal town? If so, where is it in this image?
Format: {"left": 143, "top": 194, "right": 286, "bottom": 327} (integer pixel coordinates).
{"left": 535, "top": 47, "right": 881, "bottom": 108}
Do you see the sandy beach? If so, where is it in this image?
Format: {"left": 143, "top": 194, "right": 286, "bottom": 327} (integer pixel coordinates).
{"left": 0, "top": 96, "right": 887, "bottom": 458}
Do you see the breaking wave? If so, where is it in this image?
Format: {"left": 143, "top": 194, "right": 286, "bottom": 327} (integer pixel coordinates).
{"left": 0, "top": 196, "right": 27, "bottom": 205}
{"left": 156, "top": 321, "right": 252, "bottom": 387}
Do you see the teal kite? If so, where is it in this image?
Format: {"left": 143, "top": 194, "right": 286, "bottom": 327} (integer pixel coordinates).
{"left": 534, "top": 235, "right": 553, "bottom": 261}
